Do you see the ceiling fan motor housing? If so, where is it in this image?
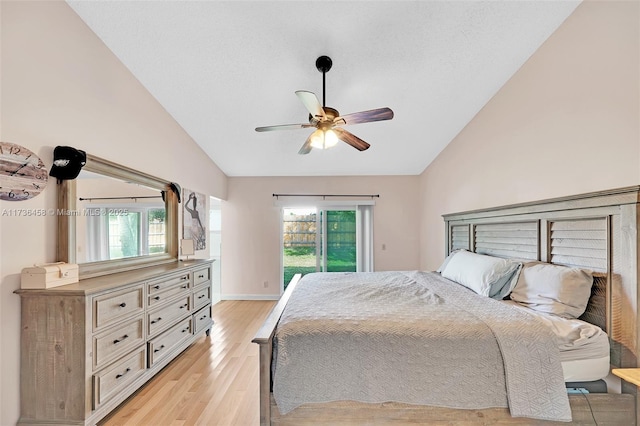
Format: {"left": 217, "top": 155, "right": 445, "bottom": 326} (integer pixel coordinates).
{"left": 308, "top": 106, "right": 339, "bottom": 126}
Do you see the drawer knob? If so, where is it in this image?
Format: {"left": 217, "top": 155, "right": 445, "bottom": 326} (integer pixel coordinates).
{"left": 181, "top": 285, "right": 188, "bottom": 289}
{"left": 115, "top": 368, "right": 131, "bottom": 379}
{"left": 113, "top": 334, "right": 129, "bottom": 344}
{"left": 199, "top": 315, "right": 207, "bottom": 320}
{"left": 150, "top": 317, "right": 162, "bottom": 324}
{"left": 153, "top": 285, "right": 160, "bottom": 290}
{"left": 181, "top": 328, "right": 189, "bottom": 333}
{"left": 198, "top": 274, "right": 205, "bottom": 279}
{"left": 153, "top": 296, "right": 160, "bottom": 301}
{"left": 154, "top": 345, "right": 165, "bottom": 353}
{"left": 198, "top": 295, "right": 205, "bottom": 299}
{"left": 179, "top": 304, "right": 187, "bottom": 309}
{"left": 181, "top": 276, "right": 188, "bottom": 281}
{"left": 119, "top": 302, "right": 127, "bottom": 308}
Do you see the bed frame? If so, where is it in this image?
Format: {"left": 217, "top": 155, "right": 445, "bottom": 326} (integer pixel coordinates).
{"left": 253, "top": 186, "right": 640, "bottom": 425}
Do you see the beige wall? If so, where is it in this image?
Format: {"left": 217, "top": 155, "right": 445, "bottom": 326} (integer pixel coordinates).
{"left": 419, "top": 0, "right": 640, "bottom": 271}
{"left": 222, "top": 176, "right": 421, "bottom": 298}
{"left": 0, "top": 2, "right": 227, "bottom": 423}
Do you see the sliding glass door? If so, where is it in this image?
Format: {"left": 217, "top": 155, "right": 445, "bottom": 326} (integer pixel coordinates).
{"left": 323, "top": 210, "right": 356, "bottom": 273}
{"left": 283, "top": 207, "right": 319, "bottom": 287}
{"left": 282, "top": 206, "right": 369, "bottom": 289}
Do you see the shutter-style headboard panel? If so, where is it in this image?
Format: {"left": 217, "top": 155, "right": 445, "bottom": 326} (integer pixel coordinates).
{"left": 548, "top": 217, "right": 610, "bottom": 335}
{"left": 474, "top": 221, "right": 538, "bottom": 261}
{"left": 450, "top": 224, "right": 470, "bottom": 251}
{"left": 549, "top": 218, "right": 608, "bottom": 272}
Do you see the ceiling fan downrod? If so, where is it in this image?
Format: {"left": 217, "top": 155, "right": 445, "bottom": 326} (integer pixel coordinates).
{"left": 315, "top": 55, "right": 332, "bottom": 107}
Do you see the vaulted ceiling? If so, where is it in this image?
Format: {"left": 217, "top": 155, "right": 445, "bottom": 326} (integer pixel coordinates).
{"left": 67, "top": 0, "right": 581, "bottom": 177}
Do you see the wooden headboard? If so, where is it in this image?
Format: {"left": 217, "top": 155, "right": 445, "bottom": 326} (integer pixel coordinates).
{"left": 443, "top": 186, "right": 640, "bottom": 378}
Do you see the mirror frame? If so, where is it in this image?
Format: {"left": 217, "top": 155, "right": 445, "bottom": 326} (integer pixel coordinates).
{"left": 58, "top": 153, "right": 179, "bottom": 279}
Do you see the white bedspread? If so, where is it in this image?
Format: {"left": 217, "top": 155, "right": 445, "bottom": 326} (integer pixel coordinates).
{"left": 273, "top": 271, "right": 571, "bottom": 421}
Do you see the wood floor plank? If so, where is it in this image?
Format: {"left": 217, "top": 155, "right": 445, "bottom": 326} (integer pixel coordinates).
{"left": 99, "top": 300, "right": 276, "bottom": 426}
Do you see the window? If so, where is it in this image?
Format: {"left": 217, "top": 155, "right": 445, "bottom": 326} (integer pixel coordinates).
{"left": 85, "top": 205, "right": 166, "bottom": 262}
{"left": 148, "top": 208, "right": 167, "bottom": 254}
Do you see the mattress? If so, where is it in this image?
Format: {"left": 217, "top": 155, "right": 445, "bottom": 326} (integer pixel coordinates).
{"left": 503, "top": 300, "right": 610, "bottom": 382}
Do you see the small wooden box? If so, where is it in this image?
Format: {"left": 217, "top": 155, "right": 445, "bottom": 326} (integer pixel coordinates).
{"left": 21, "top": 262, "right": 79, "bottom": 289}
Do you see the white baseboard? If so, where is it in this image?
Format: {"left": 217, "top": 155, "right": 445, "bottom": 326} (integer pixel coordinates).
{"left": 222, "top": 294, "right": 280, "bottom": 301}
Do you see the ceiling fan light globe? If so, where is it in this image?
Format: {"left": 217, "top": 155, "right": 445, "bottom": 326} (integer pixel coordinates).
{"left": 309, "top": 129, "right": 325, "bottom": 149}
{"left": 324, "top": 129, "right": 339, "bottom": 148}
{"left": 309, "top": 129, "right": 339, "bottom": 150}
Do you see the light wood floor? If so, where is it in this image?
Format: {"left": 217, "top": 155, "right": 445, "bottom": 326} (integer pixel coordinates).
{"left": 99, "top": 300, "right": 276, "bottom": 426}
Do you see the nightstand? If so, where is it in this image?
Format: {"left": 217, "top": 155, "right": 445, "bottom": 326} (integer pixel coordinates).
{"left": 612, "top": 368, "right": 640, "bottom": 387}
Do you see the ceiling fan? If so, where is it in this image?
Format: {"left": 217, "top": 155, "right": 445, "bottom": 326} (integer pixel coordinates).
{"left": 255, "top": 56, "right": 394, "bottom": 154}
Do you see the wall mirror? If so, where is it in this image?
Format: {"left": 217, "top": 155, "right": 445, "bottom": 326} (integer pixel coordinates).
{"left": 58, "top": 153, "right": 179, "bottom": 278}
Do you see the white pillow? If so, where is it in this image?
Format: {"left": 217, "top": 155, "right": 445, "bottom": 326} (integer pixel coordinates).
{"left": 440, "top": 250, "right": 521, "bottom": 298}
{"left": 436, "top": 249, "right": 465, "bottom": 273}
{"left": 509, "top": 262, "right": 593, "bottom": 318}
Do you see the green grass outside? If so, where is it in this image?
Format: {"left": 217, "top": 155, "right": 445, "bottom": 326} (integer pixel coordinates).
{"left": 283, "top": 246, "right": 356, "bottom": 288}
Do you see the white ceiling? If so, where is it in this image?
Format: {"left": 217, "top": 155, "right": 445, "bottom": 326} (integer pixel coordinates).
{"left": 67, "top": 0, "right": 580, "bottom": 177}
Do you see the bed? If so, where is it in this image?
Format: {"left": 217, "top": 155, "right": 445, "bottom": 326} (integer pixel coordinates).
{"left": 253, "top": 186, "right": 640, "bottom": 425}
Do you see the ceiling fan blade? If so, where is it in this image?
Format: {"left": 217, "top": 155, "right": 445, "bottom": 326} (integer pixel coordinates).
{"left": 335, "top": 107, "right": 394, "bottom": 126}
{"left": 333, "top": 128, "right": 370, "bottom": 151}
{"left": 298, "top": 134, "right": 313, "bottom": 155}
{"left": 295, "top": 90, "right": 326, "bottom": 119}
{"left": 255, "top": 123, "right": 315, "bottom": 132}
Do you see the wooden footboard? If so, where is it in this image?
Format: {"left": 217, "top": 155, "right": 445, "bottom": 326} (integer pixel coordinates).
{"left": 252, "top": 274, "right": 302, "bottom": 426}
{"left": 270, "top": 394, "right": 635, "bottom": 425}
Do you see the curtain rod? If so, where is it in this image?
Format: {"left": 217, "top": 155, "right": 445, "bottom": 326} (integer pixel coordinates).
{"left": 273, "top": 193, "right": 379, "bottom": 200}
{"left": 79, "top": 196, "right": 162, "bottom": 201}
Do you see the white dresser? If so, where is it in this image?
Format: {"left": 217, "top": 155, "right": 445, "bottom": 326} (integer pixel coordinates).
{"left": 15, "top": 259, "right": 215, "bottom": 426}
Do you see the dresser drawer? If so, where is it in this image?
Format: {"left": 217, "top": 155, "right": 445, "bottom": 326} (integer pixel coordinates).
{"left": 93, "top": 285, "right": 144, "bottom": 331}
{"left": 193, "top": 267, "right": 210, "bottom": 286}
{"left": 93, "top": 315, "right": 145, "bottom": 371}
{"left": 147, "top": 295, "right": 191, "bottom": 337}
{"left": 148, "top": 272, "right": 190, "bottom": 296}
{"left": 193, "top": 285, "right": 211, "bottom": 310}
{"left": 148, "top": 279, "right": 190, "bottom": 308}
{"left": 93, "top": 345, "right": 146, "bottom": 409}
{"left": 193, "top": 305, "right": 213, "bottom": 335}
{"left": 148, "top": 318, "right": 192, "bottom": 367}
